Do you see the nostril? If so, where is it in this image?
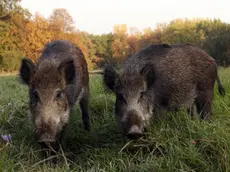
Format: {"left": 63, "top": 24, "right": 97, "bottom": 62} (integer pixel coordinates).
{"left": 126, "top": 125, "right": 144, "bottom": 139}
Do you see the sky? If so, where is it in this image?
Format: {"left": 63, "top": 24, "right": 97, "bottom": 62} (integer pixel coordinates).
{"left": 20, "top": 0, "right": 230, "bottom": 35}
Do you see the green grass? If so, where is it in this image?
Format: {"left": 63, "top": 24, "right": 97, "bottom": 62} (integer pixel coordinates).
{"left": 0, "top": 68, "right": 230, "bottom": 172}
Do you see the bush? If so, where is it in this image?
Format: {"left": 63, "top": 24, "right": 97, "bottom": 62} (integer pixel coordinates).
{"left": 0, "top": 51, "right": 24, "bottom": 72}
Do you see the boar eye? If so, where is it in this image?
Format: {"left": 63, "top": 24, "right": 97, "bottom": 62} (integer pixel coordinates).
{"left": 138, "top": 91, "right": 146, "bottom": 103}
{"left": 140, "top": 91, "right": 146, "bottom": 99}
{"left": 32, "top": 90, "right": 40, "bottom": 102}
{"left": 117, "top": 93, "right": 126, "bottom": 103}
{"left": 56, "top": 90, "right": 64, "bottom": 100}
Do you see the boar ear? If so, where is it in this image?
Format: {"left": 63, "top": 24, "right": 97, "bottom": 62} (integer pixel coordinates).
{"left": 140, "top": 63, "right": 156, "bottom": 89}
{"left": 103, "top": 64, "right": 118, "bottom": 91}
{"left": 19, "top": 58, "right": 35, "bottom": 85}
{"left": 58, "top": 58, "right": 76, "bottom": 85}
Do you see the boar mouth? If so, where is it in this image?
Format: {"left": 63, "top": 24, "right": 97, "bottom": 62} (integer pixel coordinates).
{"left": 38, "top": 140, "right": 59, "bottom": 152}
{"left": 125, "top": 125, "right": 145, "bottom": 139}
{"left": 38, "top": 141, "right": 60, "bottom": 163}
{"left": 125, "top": 125, "right": 148, "bottom": 140}
{"left": 126, "top": 132, "right": 144, "bottom": 139}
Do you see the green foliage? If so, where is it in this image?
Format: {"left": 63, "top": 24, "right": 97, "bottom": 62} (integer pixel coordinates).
{"left": 161, "top": 19, "right": 205, "bottom": 44}
{"left": 0, "top": 50, "right": 24, "bottom": 72}
{"left": 0, "top": 0, "right": 30, "bottom": 71}
{"left": 1, "top": 0, "right": 230, "bottom": 71}
{"left": 89, "top": 33, "right": 114, "bottom": 67}
{"left": 201, "top": 21, "right": 230, "bottom": 66}
{"left": 0, "top": 0, "right": 21, "bottom": 18}
{"left": 107, "top": 19, "right": 230, "bottom": 67}
{"left": 0, "top": 68, "right": 229, "bottom": 171}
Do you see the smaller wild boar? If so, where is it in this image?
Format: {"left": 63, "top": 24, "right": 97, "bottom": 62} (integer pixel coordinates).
{"left": 19, "top": 40, "right": 90, "bottom": 150}
{"left": 103, "top": 43, "right": 225, "bottom": 139}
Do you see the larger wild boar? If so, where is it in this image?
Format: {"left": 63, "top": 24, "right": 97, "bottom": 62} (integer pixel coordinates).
{"left": 103, "top": 43, "right": 225, "bottom": 139}
{"left": 20, "top": 40, "right": 90, "bottom": 149}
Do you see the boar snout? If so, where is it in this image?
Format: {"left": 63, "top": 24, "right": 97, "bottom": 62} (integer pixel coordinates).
{"left": 37, "top": 134, "right": 59, "bottom": 151}
{"left": 35, "top": 118, "right": 60, "bottom": 145}
{"left": 126, "top": 125, "right": 144, "bottom": 139}
{"left": 123, "top": 110, "right": 144, "bottom": 139}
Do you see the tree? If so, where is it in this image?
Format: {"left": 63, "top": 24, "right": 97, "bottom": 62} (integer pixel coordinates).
{"left": 0, "top": 0, "right": 29, "bottom": 70}
{"left": 0, "top": 50, "right": 24, "bottom": 72}
{"left": 112, "top": 24, "right": 129, "bottom": 63}
{"left": 202, "top": 22, "right": 230, "bottom": 66}
{"left": 22, "top": 13, "right": 52, "bottom": 61}
{"left": 161, "top": 19, "right": 202, "bottom": 44}
{"left": 113, "top": 24, "right": 128, "bottom": 36}
{"left": 49, "top": 8, "right": 75, "bottom": 33}
{"left": 89, "top": 33, "right": 114, "bottom": 68}
{"left": 0, "top": 0, "right": 20, "bottom": 20}
{"left": 1, "top": 1, "right": 230, "bottom": 72}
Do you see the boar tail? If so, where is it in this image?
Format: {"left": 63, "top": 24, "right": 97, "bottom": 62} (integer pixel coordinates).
{"left": 216, "top": 71, "right": 226, "bottom": 97}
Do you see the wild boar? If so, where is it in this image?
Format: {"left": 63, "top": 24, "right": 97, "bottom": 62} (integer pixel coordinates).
{"left": 103, "top": 43, "right": 225, "bottom": 139}
{"left": 19, "top": 40, "right": 90, "bottom": 150}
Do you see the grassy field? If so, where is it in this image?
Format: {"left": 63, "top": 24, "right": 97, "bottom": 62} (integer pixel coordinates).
{"left": 0, "top": 68, "right": 229, "bottom": 172}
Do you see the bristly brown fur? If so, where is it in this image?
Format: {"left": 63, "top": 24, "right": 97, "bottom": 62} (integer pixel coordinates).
{"left": 103, "top": 43, "right": 225, "bottom": 138}
{"left": 19, "top": 40, "right": 91, "bottom": 151}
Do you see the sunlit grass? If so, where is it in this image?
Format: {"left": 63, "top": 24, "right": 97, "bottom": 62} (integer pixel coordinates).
{"left": 0, "top": 68, "right": 229, "bottom": 171}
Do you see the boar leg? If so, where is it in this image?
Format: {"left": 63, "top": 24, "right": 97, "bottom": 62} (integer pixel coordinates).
{"left": 195, "top": 89, "right": 214, "bottom": 120}
{"left": 79, "top": 94, "right": 91, "bottom": 131}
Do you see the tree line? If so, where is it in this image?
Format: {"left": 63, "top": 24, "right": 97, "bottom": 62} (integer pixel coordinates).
{"left": 1, "top": 0, "right": 230, "bottom": 72}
